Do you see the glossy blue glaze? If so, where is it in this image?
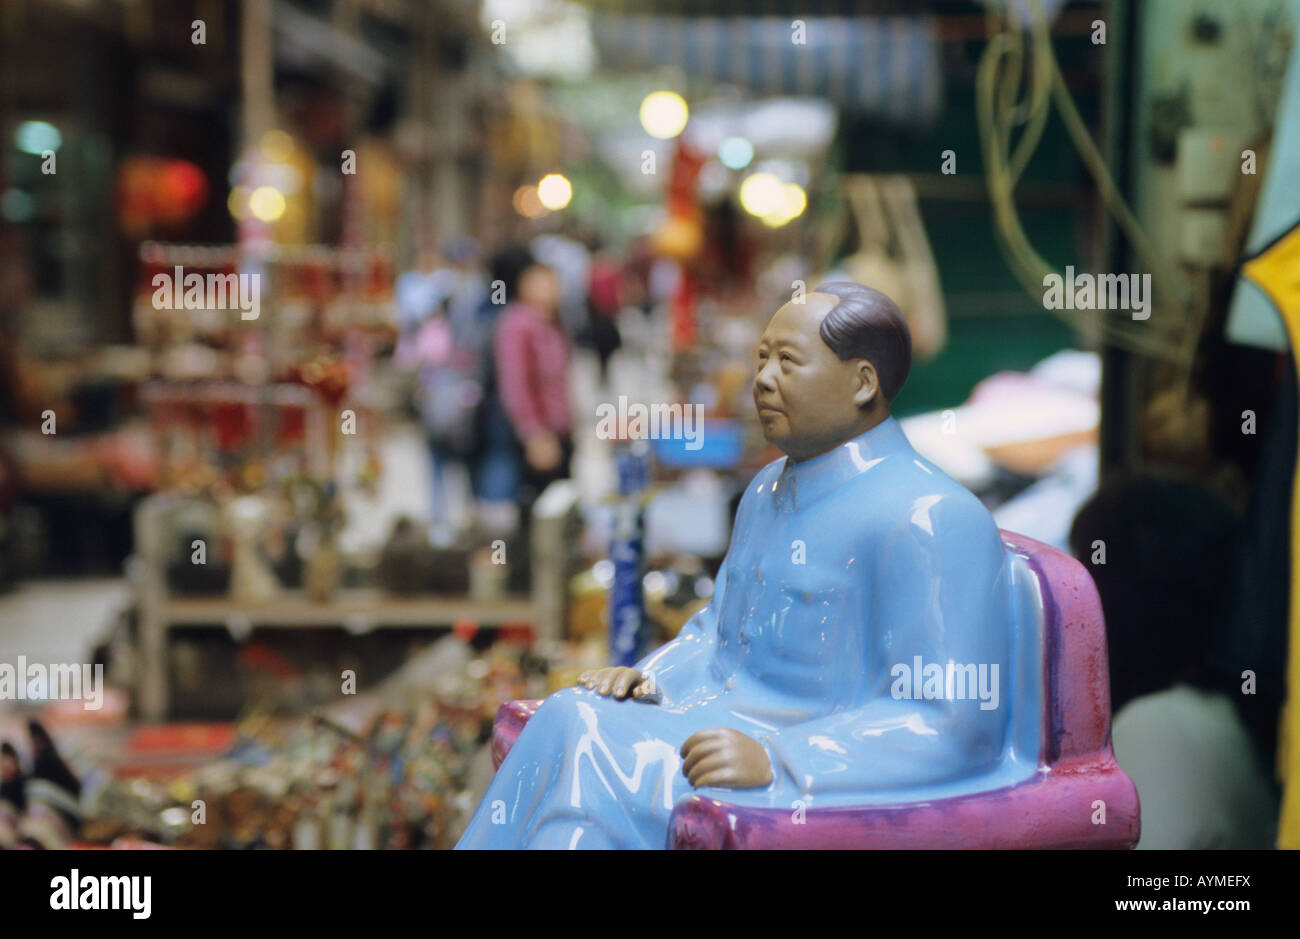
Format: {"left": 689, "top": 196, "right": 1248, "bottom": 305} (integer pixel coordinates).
{"left": 456, "top": 417, "right": 1042, "bottom": 849}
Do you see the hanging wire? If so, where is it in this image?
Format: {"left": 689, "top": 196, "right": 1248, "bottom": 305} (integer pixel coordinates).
{"left": 975, "top": 0, "right": 1200, "bottom": 379}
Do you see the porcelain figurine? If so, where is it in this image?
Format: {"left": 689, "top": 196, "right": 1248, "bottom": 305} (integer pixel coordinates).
{"left": 457, "top": 283, "right": 1037, "bottom": 849}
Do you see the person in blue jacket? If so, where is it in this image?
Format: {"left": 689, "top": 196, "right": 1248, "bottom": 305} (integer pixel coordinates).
{"left": 457, "top": 282, "right": 1034, "bottom": 849}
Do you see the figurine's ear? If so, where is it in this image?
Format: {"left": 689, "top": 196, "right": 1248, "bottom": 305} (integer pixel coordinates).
{"left": 853, "top": 360, "right": 880, "bottom": 408}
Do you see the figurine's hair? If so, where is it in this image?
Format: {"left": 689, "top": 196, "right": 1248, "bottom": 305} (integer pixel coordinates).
{"left": 813, "top": 282, "right": 912, "bottom": 402}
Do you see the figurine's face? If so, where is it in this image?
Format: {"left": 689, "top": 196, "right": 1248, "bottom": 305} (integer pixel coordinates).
{"left": 753, "top": 293, "right": 882, "bottom": 461}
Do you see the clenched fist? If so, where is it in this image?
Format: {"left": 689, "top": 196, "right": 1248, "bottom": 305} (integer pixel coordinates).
{"left": 680, "top": 728, "right": 774, "bottom": 789}
{"left": 576, "top": 667, "right": 655, "bottom": 700}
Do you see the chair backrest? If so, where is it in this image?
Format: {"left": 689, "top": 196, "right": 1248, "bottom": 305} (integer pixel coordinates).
{"left": 1004, "top": 541, "right": 1046, "bottom": 772}
{"left": 1001, "top": 531, "right": 1115, "bottom": 768}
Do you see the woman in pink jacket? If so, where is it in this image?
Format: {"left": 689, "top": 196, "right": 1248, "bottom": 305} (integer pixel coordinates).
{"left": 494, "top": 261, "right": 574, "bottom": 508}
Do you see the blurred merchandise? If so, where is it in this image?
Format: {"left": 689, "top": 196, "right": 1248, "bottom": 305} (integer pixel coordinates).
{"left": 226, "top": 495, "right": 279, "bottom": 604}
{"left": 376, "top": 516, "right": 437, "bottom": 596}
{"left": 608, "top": 445, "right": 650, "bottom": 667}
{"left": 837, "top": 175, "right": 947, "bottom": 361}
{"left": 76, "top": 637, "right": 542, "bottom": 850}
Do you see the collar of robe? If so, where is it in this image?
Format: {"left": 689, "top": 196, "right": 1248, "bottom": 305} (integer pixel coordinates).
{"left": 768, "top": 416, "right": 908, "bottom": 513}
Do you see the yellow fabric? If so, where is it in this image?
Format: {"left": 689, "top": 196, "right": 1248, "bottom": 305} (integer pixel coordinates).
{"left": 1241, "top": 222, "right": 1300, "bottom": 848}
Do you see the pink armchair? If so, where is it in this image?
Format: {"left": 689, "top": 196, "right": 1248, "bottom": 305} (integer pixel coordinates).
{"left": 490, "top": 532, "right": 1140, "bottom": 849}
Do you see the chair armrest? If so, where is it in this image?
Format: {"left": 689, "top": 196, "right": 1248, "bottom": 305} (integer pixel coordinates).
{"left": 491, "top": 698, "right": 545, "bottom": 770}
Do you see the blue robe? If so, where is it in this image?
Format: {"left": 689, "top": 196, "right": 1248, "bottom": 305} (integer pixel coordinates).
{"left": 457, "top": 417, "right": 1041, "bottom": 849}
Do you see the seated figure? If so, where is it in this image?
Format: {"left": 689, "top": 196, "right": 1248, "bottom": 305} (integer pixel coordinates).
{"left": 457, "top": 283, "right": 1041, "bottom": 850}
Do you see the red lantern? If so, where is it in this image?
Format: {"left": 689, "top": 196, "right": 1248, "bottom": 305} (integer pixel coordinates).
{"left": 156, "top": 160, "right": 208, "bottom": 225}
{"left": 115, "top": 156, "right": 209, "bottom": 233}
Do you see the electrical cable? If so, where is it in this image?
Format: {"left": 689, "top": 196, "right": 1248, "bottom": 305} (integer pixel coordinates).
{"left": 976, "top": 0, "right": 1198, "bottom": 371}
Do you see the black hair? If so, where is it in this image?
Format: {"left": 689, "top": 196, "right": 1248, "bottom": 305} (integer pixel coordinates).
{"left": 813, "top": 282, "right": 912, "bottom": 402}
{"left": 488, "top": 243, "right": 536, "bottom": 303}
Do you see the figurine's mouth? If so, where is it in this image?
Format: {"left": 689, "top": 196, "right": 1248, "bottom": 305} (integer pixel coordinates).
{"left": 756, "top": 403, "right": 784, "bottom": 415}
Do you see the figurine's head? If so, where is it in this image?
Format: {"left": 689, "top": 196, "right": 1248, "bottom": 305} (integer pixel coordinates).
{"left": 753, "top": 282, "right": 911, "bottom": 462}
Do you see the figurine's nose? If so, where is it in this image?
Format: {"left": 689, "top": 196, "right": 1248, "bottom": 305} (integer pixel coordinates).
{"left": 754, "top": 361, "right": 778, "bottom": 394}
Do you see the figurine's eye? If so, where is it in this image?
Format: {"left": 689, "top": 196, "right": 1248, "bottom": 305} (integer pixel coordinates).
{"left": 780, "top": 352, "right": 793, "bottom": 364}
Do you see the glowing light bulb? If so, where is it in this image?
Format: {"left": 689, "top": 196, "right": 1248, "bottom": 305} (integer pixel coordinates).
{"left": 15, "top": 121, "right": 61, "bottom": 155}
{"left": 718, "top": 137, "right": 754, "bottom": 170}
{"left": 768, "top": 182, "right": 808, "bottom": 226}
{"left": 739, "top": 172, "right": 785, "bottom": 219}
{"left": 640, "top": 91, "right": 689, "bottom": 139}
{"left": 248, "top": 185, "right": 286, "bottom": 222}
{"left": 537, "top": 173, "right": 572, "bottom": 210}
{"left": 512, "top": 185, "right": 547, "bottom": 219}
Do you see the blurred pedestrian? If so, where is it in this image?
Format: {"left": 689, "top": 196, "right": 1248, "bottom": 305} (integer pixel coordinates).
{"left": 494, "top": 260, "right": 573, "bottom": 515}
{"left": 585, "top": 238, "right": 624, "bottom": 387}
{"left": 468, "top": 243, "right": 535, "bottom": 538}
{"left": 396, "top": 244, "right": 494, "bottom": 544}
{"left": 1069, "top": 475, "right": 1278, "bottom": 848}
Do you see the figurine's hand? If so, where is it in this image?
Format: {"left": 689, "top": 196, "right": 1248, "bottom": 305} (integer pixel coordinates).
{"left": 576, "top": 667, "right": 649, "bottom": 700}
{"left": 680, "top": 728, "right": 774, "bottom": 789}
